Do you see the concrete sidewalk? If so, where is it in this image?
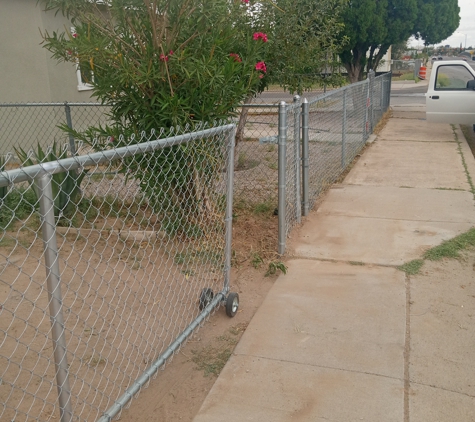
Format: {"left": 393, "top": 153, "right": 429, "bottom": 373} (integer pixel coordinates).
{"left": 192, "top": 102, "right": 475, "bottom": 421}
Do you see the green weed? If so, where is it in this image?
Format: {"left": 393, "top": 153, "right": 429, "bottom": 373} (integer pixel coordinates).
{"left": 423, "top": 228, "right": 475, "bottom": 261}
{"left": 251, "top": 252, "right": 264, "bottom": 269}
{"left": 0, "top": 188, "right": 37, "bottom": 230}
{"left": 349, "top": 261, "right": 365, "bottom": 266}
{"left": 398, "top": 259, "right": 424, "bottom": 275}
{"left": 253, "top": 201, "right": 274, "bottom": 215}
{"left": 266, "top": 260, "right": 287, "bottom": 276}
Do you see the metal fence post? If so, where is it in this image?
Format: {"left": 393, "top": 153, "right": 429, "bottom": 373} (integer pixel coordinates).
{"left": 363, "top": 78, "right": 370, "bottom": 142}
{"left": 368, "top": 70, "right": 375, "bottom": 133}
{"left": 387, "top": 72, "right": 392, "bottom": 110}
{"left": 36, "top": 172, "right": 73, "bottom": 422}
{"left": 301, "top": 99, "right": 309, "bottom": 216}
{"left": 223, "top": 126, "right": 236, "bottom": 295}
{"left": 278, "top": 101, "right": 287, "bottom": 255}
{"left": 341, "top": 89, "right": 347, "bottom": 168}
{"left": 64, "top": 102, "right": 76, "bottom": 156}
{"left": 293, "top": 95, "right": 301, "bottom": 224}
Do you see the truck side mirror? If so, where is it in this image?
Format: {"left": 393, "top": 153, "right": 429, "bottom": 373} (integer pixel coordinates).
{"left": 467, "top": 80, "right": 475, "bottom": 90}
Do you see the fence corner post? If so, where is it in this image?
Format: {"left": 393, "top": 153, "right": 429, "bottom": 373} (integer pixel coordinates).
{"left": 224, "top": 126, "right": 236, "bottom": 295}
{"left": 368, "top": 70, "right": 375, "bottom": 133}
{"left": 301, "top": 98, "right": 309, "bottom": 216}
{"left": 341, "top": 90, "right": 347, "bottom": 168}
{"left": 293, "top": 95, "right": 302, "bottom": 224}
{"left": 278, "top": 101, "right": 287, "bottom": 255}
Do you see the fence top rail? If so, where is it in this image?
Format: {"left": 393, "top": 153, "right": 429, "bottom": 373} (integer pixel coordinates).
{"left": 0, "top": 124, "right": 235, "bottom": 188}
{"left": 240, "top": 104, "right": 280, "bottom": 108}
{"left": 306, "top": 78, "right": 371, "bottom": 104}
{"left": 0, "top": 102, "right": 104, "bottom": 107}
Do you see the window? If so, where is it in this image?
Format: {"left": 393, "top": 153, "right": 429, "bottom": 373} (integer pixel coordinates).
{"left": 71, "top": 27, "right": 94, "bottom": 92}
{"left": 435, "top": 65, "right": 475, "bottom": 90}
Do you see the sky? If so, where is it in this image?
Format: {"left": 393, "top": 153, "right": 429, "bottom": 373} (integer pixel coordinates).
{"left": 409, "top": 0, "right": 475, "bottom": 48}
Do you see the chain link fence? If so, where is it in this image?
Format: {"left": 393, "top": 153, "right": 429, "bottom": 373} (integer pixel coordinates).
{"left": 279, "top": 71, "right": 391, "bottom": 253}
{"left": 1, "top": 72, "right": 391, "bottom": 258}
{"left": 0, "top": 124, "right": 238, "bottom": 422}
{"left": 0, "top": 72, "right": 391, "bottom": 420}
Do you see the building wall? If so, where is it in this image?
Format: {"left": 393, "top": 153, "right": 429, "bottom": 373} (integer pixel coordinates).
{"left": 0, "top": 0, "right": 93, "bottom": 102}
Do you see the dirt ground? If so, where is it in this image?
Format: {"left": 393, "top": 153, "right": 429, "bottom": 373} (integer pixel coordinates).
{"left": 116, "top": 204, "right": 282, "bottom": 422}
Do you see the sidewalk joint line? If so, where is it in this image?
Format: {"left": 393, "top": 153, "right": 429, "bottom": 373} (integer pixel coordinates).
{"left": 378, "top": 139, "right": 456, "bottom": 143}
{"left": 404, "top": 274, "right": 411, "bottom": 422}
{"left": 314, "top": 214, "right": 473, "bottom": 224}
{"left": 233, "top": 352, "right": 404, "bottom": 383}
{"left": 409, "top": 381, "right": 475, "bottom": 399}
{"left": 287, "top": 255, "right": 403, "bottom": 270}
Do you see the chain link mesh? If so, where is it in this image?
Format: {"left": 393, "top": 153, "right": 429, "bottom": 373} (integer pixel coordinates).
{"left": 0, "top": 124, "right": 234, "bottom": 421}
{"left": 0, "top": 103, "right": 110, "bottom": 157}
{"left": 303, "top": 73, "right": 390, "bottom": 214}
{"left": 233, "top": 105, "right": 280, "bottom": 209}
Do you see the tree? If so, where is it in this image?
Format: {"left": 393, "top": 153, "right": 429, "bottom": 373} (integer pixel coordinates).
{"left": 234, "top": 0, "right": 347, "bottom": 143}
{"left": 262, "top": 0, "right": 347, "bottom": 94}
{"left": 339, "top": 0, "right": 418, "bottom": 82}
{"left": 338, "top": 0, "right": 459, "bottom": 83}
{"left": 41, "top": 0, "right": 268, "bottom": 131}
{"left": 414, "top": 0, "right": 460, "bottom": 45}
{"left": 40, "top": 0, "right": 270, "bottom": 236}
{"left": 391, "top": 41, "right": 409, "bottom": 60}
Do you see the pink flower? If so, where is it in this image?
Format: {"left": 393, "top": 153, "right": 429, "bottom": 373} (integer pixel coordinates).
{"left": 242, "top": 0, "right": 249, "bottom": 3}
{"left": 160, "top": 54, "right": 169, "bottom": 62}
{"left": 255, "top": 61, "right": 267, "bottom": 73}
{"left": 169, "top": 50, "right": 174, "bottom": 56}
{"left": 109, "top": 136, "right": 115, "bottom": 143}
{"left": 253, "top": 32, "right": 268, "bottom": 42}
{"left": 72, "top": 33, "right": 78, "bottom": 38}
{"left": 229, "top": 53, "right": 242, "bottom": 62}
{"left": 259, "top": 74, "right": 264, "bottom": 79}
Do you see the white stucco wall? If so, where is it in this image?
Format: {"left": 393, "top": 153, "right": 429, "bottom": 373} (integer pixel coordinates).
{"left": 0, "top": 0, "right": 94, "bottom": 102}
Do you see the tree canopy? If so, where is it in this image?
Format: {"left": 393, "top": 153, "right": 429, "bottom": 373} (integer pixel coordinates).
{"left": 414, "top": 0, "right": 460, "bottom": 45}
{"left": 41, "top": 0, "right": 270, "bottom": 131}
{"left": 339, "top": 0, "right": 460, "bottom": 82}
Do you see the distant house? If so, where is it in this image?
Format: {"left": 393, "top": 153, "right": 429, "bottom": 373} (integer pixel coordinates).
{"left": 0, "top": 0, "right": 94, "bottom": 102}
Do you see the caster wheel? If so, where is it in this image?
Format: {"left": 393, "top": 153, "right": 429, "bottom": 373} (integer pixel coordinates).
{"left": 225, "top": 292, "right": 239, "bottom": 317}
{"left": 199, "top": 288, "right": 214, "bottom": 311}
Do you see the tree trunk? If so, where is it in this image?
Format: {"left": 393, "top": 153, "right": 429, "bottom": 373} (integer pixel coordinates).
{"left": 235, "top": 95, "right": 254, "bottom": 146}
{"left": 344, "top": 62, "right": 364, "bottom": 84}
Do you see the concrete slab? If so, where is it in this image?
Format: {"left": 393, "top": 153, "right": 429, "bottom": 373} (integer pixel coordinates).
{"left": 391, "top": 105, "right": 425, "bottom": 113}
{"left": 294, "top": 215, "right": 473, "bottom": 265}
{"left": 410, "top": 384, "right": 475, "bottom": 422}
{"left": 233, "top": 261, "right": 406, "bottom": 378}
{"left": 391, "top": 111, "right": 426, "bottom": 120}
{"left": 193, "top": 355, "right": 404, "bottom": 422}
{"left": 345, "top": 141, "right": 470, "bottom": 190}
{"left": 410, "top": 258, "right": 475, "bottom": 396}
{"left": 318, "top": 185, "right": 475, "bottom": 223}
{"left": 378, "top": 119, "right": 454, "bottom": 142}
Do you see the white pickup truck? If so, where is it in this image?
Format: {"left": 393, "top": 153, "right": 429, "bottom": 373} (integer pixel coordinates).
{"left": 426, "top": 60, "right": 475, "bottom": 125}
